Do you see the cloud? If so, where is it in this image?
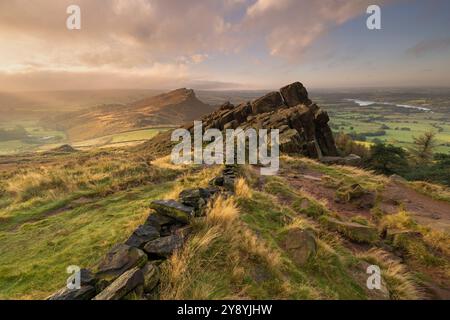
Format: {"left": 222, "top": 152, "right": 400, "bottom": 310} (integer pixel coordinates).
{"left": 243, "top": 0, "right": 399, "bottom": 60}
{"left": 0, "top": 0, "right": 412, "bottom": 90}
{"left": 406, "top": 37, "right": 450, "bottom": 57}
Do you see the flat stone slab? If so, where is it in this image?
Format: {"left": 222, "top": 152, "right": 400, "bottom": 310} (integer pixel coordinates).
{"left": 150, "top": 200, "right": 194, "bottom": 223}
{"left": 96, "top": 244, "right": 147, "bottom": 281}
{"left": 125, "top": 225, "right": 160, "bottom": 249}
{"left": 47, "top": 285, "right": 96, "bottom": 301}
{"left": 321, "top": 216, "right": 379, "bottom": 244}
{"left": 93, "top": 267, "right": 144, "bottom": 300}
{"left": 143, "top": 234, "right": 186, "bottom": 258}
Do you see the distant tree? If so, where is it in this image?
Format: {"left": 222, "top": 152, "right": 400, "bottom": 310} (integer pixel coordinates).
{"left": 404, "top": 153, "right": 450, "bottom": 187}
{"left": 410, "top": 131, "right": 437, "bottom": 165}
{"left": 335, "top": 133, "right": 370, "bottom": 159}
{"left": 366, "top": 143, "right": 409, "bottom": 175}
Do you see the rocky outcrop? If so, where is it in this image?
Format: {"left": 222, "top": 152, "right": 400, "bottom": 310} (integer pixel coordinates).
{"left": 197, "top": 82, "right": 338, "bottom": 159}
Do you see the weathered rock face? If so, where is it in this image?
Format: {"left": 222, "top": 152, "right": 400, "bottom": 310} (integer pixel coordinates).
{"left": 198, "top": 81, "right": 338, "bottom": 159}
{"left": 280, "top": 82, "right": 311, "bottom": 107}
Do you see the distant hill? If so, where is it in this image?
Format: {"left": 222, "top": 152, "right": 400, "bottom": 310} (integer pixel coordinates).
{"left": 42, "top": 88, "right": 216, "bottom": 141}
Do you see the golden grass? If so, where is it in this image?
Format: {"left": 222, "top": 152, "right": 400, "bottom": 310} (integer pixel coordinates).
{"left": 409, "top": 181, "right": 450, "bottom": 203}
{"left": 235, "top": 178, "right": 252, "bottom": 199}
{"left": 160, "top": 195, "right": 282, "bottom": 300}
{"left": 358, "top": 249, "right": 422, "bottom": 300}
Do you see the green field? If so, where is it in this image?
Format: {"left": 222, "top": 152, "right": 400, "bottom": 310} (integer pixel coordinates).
{"left": 0, "top": 121, "right": 171, "bottom": 155}
{"left": 327, "top": 107, "right": 450, "bottom": 154}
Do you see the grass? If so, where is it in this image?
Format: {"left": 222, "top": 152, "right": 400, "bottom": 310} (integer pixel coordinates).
{"left": 358, "top": 249, "right": 422, "bottom": 300}
{"left": 161, "top": 168, "right": 395, "bottom": 299}
{"left": 408, "top": 181, "right": 450, "bottom": 203}
{"left": 0, "top": 147, "right": 219, "bottom": 299}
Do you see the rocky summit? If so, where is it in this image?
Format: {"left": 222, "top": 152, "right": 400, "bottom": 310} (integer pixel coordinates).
{"left": 193, "top": 82, "right": 338, "bottom": 159}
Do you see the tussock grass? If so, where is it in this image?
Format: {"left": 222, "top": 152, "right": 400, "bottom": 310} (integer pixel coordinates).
{"left": 160, "top": 196, "right": 285, "bottom": 300}
{"left": 409, "top": 181, "right": 450, "bottom": 203}
{"left": 358, "top": 249, "right": 422, "bottom": 300}
{"left": 235, "top": 178, "right": 252, "bottom": 199}
{"left": 380, "top": 211, "right": 449, "bottom": 268}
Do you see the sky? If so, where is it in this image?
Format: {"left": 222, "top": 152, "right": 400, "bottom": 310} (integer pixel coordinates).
{"left": 0, "top": 0, "right": 449, "bottom": 91}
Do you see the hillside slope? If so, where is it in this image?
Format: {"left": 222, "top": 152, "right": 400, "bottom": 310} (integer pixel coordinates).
{"left": 44, "top": 89, "right": 215, "bottom": 141}
{"left": 1, "top": 149, "right": 449, "bottom": 300}
{"left": 0, "top": 82, "right": 449, "bottom": 300}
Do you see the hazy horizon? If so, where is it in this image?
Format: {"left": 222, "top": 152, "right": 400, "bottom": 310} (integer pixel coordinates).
{"left": 1, "top": 0, "right": 449, "bottom": 91}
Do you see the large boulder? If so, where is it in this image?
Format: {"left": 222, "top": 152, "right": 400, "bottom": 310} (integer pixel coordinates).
{"left": 321, "top": 216, "right": 379, "bottom": 243}
{"left": 335, "top": 184, "right": 376, "bottom": 209}
{"left": 93, "top": 267, "right": 144, "bottom": 300}
{"left": 280, "top": 82, "right": 310, "bottom": 107}
{"left": 96, "top": 244, "right": 147, "bottom": 282}
{"left": 281, "top": 228, "right": 317, "bottom": 265}
{"left": 150, "top": 200, "right": 194, "bottom": 224}
{"left": 125, "top": 224, "right": 160, "bottom": 249}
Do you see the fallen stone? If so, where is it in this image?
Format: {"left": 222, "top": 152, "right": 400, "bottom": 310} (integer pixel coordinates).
{"left": 321, "top": 216, "right": 379, "bottom": 243}
{"left": 93, "top": 267, "right": 144, "bottom": 300}
{"left": 385, "top": 229, "right": 422, "bottom": 244}
{"left": 145, "top": 213, "right": 176, "bottom": 232}
{"left": 125, "top": 225, "right": 160, "bottom": 249}
{"left": 96, "top": 244, "right": 147, "bottom": 282}
{"left": 144, "top": 234, "right": 186, "bottom": 258}
{"left": 281, "top": 228, "right": 317, "bottom": 265}
{"left": 209, "top": 176, "right": 224, "bottom": 187}
{"left": 150, "top": 200, "right": 194, "bottom": 224}
{"left": 47, "top": 285, "right": 96, "bottom": 301}
{"left": 141, "top": 262, "right": 160, "bottom": 293}
{"left": 179, "top": 188, "right": 211, "bottom": 215}
{"left": 79, "top": 268, "right": 97, "bottom": 286}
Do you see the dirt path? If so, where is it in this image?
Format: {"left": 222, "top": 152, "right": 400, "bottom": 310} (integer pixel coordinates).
{"left": 381, "top": 182, "right": 450, "bottom": 232}
{"left": 279, "top": 166, "right": 450, "bottom": 232}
